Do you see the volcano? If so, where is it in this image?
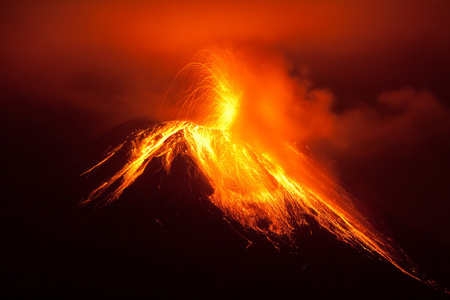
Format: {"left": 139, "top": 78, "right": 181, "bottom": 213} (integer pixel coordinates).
{"left": 1, "top": 119, "right": 448, "bottom": 299}
{"left": 76, "top": 50, "right": 443, "bottom": 287}
{"left": 2, "top": 1, "right": 450, "bottom": 298}
{"left": 2, "top": 50, "right": 449, "bottom": 299}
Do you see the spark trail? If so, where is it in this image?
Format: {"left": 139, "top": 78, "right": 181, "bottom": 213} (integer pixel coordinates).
{"left": 81, "top": 49, "right": 431, "bottom": 284}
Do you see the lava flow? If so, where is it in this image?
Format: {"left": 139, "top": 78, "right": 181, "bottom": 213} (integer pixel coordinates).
{"left": 81, "top": 49, "right": 429, "bottom": 284}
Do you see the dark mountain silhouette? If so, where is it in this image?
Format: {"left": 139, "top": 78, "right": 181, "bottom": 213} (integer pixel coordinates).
{"left": 1, "top": 119, "right": 448, "bottom": 299}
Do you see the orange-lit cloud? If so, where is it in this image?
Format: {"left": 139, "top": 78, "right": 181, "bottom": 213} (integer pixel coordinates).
{"left": 1, "top": 0, "right": 449, "bottom": 158}
{"left": 1, "top": 0, "right": 448, "bottom": 122}
{"left": 0, "top": 0, "right": 449, "bottom": 248}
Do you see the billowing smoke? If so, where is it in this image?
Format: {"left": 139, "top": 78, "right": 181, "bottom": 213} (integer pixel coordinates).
{"left": 1, "top": 0, "right": 449, "bottom": 243}
{"left": 1, "top": 0, "right": 448, "bottom": 134}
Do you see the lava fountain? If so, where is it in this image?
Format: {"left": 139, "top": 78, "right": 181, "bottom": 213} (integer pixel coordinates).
{"left": 81, "top": 49, "right": 432, "bottom": 284}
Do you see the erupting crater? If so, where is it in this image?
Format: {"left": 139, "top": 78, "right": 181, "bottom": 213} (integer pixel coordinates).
{"left": 81, "top": 49, "right": 433, "bottom": 285}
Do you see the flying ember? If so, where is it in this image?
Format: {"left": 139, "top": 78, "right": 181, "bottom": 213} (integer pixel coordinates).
{"left": 81, "top": 49, "right": 431, "bottom": 284}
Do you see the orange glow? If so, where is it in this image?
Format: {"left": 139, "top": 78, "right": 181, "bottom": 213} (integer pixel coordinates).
{"left": 159, "top": 50, "right": 242, "bottom": 131}
{"left": 82, "top": 49, "right": 432, "bottom": 284}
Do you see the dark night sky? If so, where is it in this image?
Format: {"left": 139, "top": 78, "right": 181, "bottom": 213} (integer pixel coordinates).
{"left": 1, "top": 0, "right": 450, "bottom": 298}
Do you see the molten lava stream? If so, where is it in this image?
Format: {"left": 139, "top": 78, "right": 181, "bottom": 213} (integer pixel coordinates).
{"left": 81, "top": 49, "right": 434, "bottom": 286}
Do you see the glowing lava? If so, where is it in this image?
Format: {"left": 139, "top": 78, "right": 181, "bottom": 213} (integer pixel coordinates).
{"left": 81, "top": 49, "right": 430, "bottom": 284}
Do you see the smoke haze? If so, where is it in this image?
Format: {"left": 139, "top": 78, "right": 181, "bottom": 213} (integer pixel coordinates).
{"left": 1, "top": 0, "right": 449, "bottom": 244}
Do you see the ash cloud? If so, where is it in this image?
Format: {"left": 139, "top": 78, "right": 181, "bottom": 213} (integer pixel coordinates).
{"left": 1, "top": 0, "right": 449, "bottom": 242}
{"left": 1, "top": 0, "right": 449, "bottom": 133}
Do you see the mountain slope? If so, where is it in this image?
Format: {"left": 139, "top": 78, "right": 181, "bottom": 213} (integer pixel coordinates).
{"left": 1, "top": 119, "right": 448, "bottom": 299}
